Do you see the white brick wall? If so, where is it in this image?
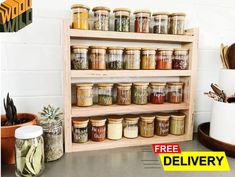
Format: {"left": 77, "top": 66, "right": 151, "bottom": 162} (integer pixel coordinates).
{"left": 1, "top": 0, "right": 235, "bottom": 131}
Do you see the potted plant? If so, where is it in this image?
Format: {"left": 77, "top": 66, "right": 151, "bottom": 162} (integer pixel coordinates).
{"left": 39, "top": 105, "right": 64, "bottom": 162}
{"left": 1, "top": 93, "right": 37, "bottom": 164}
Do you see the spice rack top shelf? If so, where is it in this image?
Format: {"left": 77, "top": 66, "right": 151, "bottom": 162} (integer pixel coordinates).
{"left": 71, "top": 103, "right": 189, "bottom": 117}
{"left": 70, "top": 29, "right": 196, "bottom": 43}
{"left": 71, "top": 134, "right": 189, "bottom": 152}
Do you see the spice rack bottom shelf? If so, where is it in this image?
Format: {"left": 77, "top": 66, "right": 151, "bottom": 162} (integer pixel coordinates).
{"left": 71, "top": 134, "right": 190, "bottom": 152}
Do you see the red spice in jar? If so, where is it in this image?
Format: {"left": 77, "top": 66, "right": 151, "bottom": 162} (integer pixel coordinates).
{"left": 150, "top": 94, "right": 165, "bottom": 104}
{"left": 156, "top": 49, "right": 173, "bottom": 70}
{"left": 90, "top": 118, "right": 106, "bottom": 142}
{"left": 150, "top": 82, "right": 166, "bottom": 104}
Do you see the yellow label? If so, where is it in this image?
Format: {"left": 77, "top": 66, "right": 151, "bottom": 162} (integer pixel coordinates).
{"left": 159, "top": 152, "right": 230, "bottom": 171}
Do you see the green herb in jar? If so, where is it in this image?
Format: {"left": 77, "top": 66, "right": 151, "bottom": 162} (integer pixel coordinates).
{"left": 133, "top": 83, "right": 149, "bottom": 105}
{"left": 113, "top": 8, "right": 131, "bottom": 32}
{"left": 97, "top": 83, "right": 113, "bottom": 106}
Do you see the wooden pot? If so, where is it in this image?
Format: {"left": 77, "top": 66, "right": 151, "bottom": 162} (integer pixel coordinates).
{"left": 1, "top": 113, "right": 37, "bottom": 164}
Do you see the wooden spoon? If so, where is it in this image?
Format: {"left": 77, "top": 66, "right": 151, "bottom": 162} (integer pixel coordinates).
{"left": 223, "top": 46, "right": 230, "bottom": 69}
{"left": 220, "top": 44, "right": 227, "bottom": 69}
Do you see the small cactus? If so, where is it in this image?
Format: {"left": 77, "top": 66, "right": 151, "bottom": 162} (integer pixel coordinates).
{"left": 39, "top": 105, "right": 63, "bottom": 123}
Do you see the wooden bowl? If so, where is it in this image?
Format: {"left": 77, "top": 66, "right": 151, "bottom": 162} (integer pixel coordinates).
{"left": 198, "top": 122, "right": 235, "bottom": 158}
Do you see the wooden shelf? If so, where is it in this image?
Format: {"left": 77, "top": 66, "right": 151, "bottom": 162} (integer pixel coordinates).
{"left": 72, "top": 103, "right": 189, "bottom": 117}
{"left": 71, "top": 70, "right": 192, "bottom": 79}
{"left": 71, "top": 134, "right": 190, "bottom": 152}
{"left": 70, "top": 29, "right": 195, "bottom": 43}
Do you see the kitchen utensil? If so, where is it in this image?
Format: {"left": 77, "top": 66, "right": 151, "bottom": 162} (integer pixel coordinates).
{"left": 211, "top": 83, "right": 226, "bottom": 102}
{"left": 223, "top": 46, "right": 230, "bottom": 69}
{"left": 220, "top": 44, "right": 227, "bottom": 69}
{"left": 227, "top": 43, "right": 235, "bottom": 69}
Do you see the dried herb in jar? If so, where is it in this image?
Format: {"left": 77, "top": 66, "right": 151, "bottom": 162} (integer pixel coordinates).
{"left": 92, "top": 6, "right": 110, "bottom": 31}
{"left": 97, "top": 83, "right": 113, "bottom": 105}
{"left": 71, "top": 45, "right": 89, "bottom": 70}
{"left": 107, "top": 47, "right": 124, "bottom": 70}
{"left": 124, "top": 48, "right": 141, "bottom": 69}
{"left": 117, "top": 83, "right": 132, "bottom": 105}
{"left": 169, "top": 13, "right": 186, "bottom": 35}
{"left": 114, "top": 8, "right": 131, "bottom": 32}
{"left": 73, "top": 118, "right": 89, "bottom": 143}
{"left": 133, "top": 83, "right": 149, "bottom": 105}
{"left": 152, "top": 12, "right": 169, "bottom": 34}
{"left": 170, "top": 113, "right": 185, "bottom": 135}
{"left": 139, "top": 115, "right": 155, "bottom": 137}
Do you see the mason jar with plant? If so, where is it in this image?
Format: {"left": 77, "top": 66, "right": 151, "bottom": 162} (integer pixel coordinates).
{"left": 39, "top": 105, "right": 64, "bottom": 162}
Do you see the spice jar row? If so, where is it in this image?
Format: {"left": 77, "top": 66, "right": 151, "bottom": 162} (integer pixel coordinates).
{"left": 72, "top": 112, "right": 186, "bottom": 143}
{"left": 71, "top": 46, "right": 189, "bottom": 70}
{"left": 76, "top": 82, "right": 184, "bottom": 107}
{"left": 71, "top": 4, "right": 186, "bottom": 35}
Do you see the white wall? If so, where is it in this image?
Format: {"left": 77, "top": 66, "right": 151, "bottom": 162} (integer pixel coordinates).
{"left": 1, "top": 0, "right": 235, "bottom": 131}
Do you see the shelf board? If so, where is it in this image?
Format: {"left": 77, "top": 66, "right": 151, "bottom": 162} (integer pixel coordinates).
{"left": 71, "top": 103, "right": 189, "bottom": 117}
{"left": 71, "top": 134, "right": 189, "bottom": 152}
{"left": 71, "top": 70, "right": 191, "bottom": 79}
{"left": 70, "top": 29, "right": 194, "bottom": 43}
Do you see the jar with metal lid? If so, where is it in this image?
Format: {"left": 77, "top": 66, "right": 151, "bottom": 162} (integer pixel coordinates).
{"left": 167, "top": 82, "right": 184, "bottom": 103}
{"left": 90, "top": 46, "right": 107, "bottom": 70}
{"left": 107, "top": 47, "right": 124, "bottom": 70}
{"left": 117, "top": 83, "right": 132, "bottom": 105}
{"left": 72, "top": 118, "right": 89, "bottom": 143}
{"left": 155, "top": 113, "right": 170, "bottom": 136}
{"left": 113, "top": 8, "right": 131, "bottom": 32}
{"left": 90, "top": 117, "right": 106, "bottom": 142}
{"left": 76, "top": 83, "right": 93, "bottom": 107}
{"left": 141, "top": 48, "right": 156, "bottom": 69}
{"left": 15, "top": 126, "right": 44, "bottom": 177}
{"left": 157, "top": 49, "right": 173, "bottom": 70}
{"left": 71, "top": 4, "right": 90, "bottom": 30}
{"left": 150, "top": 82, "right": 166, "bottom": 104}
{"left": 123, "top": 115, "right": 139, "bottom": 139}
{"left": 124, "top": 48, "right": 141, "bottom": 69}
{"left": 71, "top": 45, "right": 89, "bottom": 70}
{"left": 134, "top": 10, "right": 151, "bottom": 33}
{"left": 152, "top": 12, "right": 169, "bottom": 34}
{"left": 170, "top": 113, "right": 185, "bottom": 135}
{"left": 97, "top": 83, "right": 113, "bottom": 105}
{"left": 92, "top": 6, "right": 110, "bottom": 31}
{"left": 169, "top": 13, "right": 186, "bottom": 35}
{"left": 39, "top": 119, "right": 63, "bottom": 162}
{"left": 133, "top": 83, "right": 149, "bottom": 105}
{"left": 107, "top": 116, "right": 123, "bottom": 140}
{"left": 139, "top": 115, "right": 155, "bottom": 138}
{"left": 173, "top": 48, "right": 189, "bottom": 70}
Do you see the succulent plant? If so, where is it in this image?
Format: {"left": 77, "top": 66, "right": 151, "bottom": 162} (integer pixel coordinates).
{"left": 3, "top": 93, "right": 20, "bottom": 126}
{"left": 39, "top": 105, "right": 63, "bottom": 123}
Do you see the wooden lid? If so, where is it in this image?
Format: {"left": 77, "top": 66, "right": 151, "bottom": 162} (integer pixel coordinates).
{"left": 125, "top": 47, "right": 141, "bottom": 51}
{"left": 90, "top": 117, "right": 106, "bottom": 126}
{"left": 150, "top": 82, "right": 166, "bottom": 86}
{"left": 113, "top": 8, "right": 131, "bottom": 13}
{"left": 125, "top": 114, "right": 139, "bottom": 122}
{"left": 72, "top": 45, "right": 89, "bottom": 49}
{"left": 171, "top": 12, "right": 186, "bottom": 16}
{"left": 167, "top": 82, "right": 184, "bottom": 86}
{"left": 142, "top": 48, "right": 156, "bottom": 51}
{"left": 157, "top": 48, "right": 174, "bottom": 51}
{"left": 76, "top": 83, "right": 93, "bottom": 87}
{"left": 156, "top": 113, "right": 170, "bottom": 120}
{"left": 92, "top": 6, "right": 111, "bottom": 12}
{"left": 134, "top": 9, "right": 151, "bottom": 15}
{"left": 117, "top": 83, "right": 132, "bottom": 87}
{"left": 71, "top": 4, "right": 90, "bottom": 10}
{"left": 108, "top": 46, "right": 125, "bottom": 50}
{"left": 174, "top": 48, "right": 189, "bottom": 51}
{"left": 133, "top": 82, "right": 149, "bottom": 86}
{"left": 108, "top": 115, "right": 123, "bottom": 123}
{"left": 152, "top": 12, "right": 170, "bottom": 16}
{"left": 90, "top": 46, "right": 107, "bottom": 49}
{"left": 73, "top": 118, "right": 89, "bottom": 128}
{"left": 140, "top": 114, "right": 155, "bottom": 122}
{"left": 171, "top": 113, "right": 185, "bottom": 120}
{"left": 97, "top": 83, "right": 114, "bottom": 87}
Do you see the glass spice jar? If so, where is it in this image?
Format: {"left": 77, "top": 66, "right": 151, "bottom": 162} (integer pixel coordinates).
{"left": 40, "top": 120, "right": 64, "bottom": 162}
{"left": 71, "top": 4, "right": 90, "bottom": 30}
{"left": 76, "top": 83, "right": 93, "bottom": 107}
{"left": 152, "top": 12, "right": 169, "bottom": 34}
{"left": 167, "top": 82, "right": 184, "bottom": 103}
{"left": 133, "top": 83, "right": 149, "bottom": 105}
{"left": 113, "top": 8, "right": 131, "bottom": 32}
{"left": 156, "top": 49, "right": 173, "bottom": 70}
{"left": 150, "top": 82, "right": 166, "bottom": 104}
{"left": 134, "top": 9, "right": 151, "bottom": 33}
{"left": 124, "top": 47, "right": 141, "bottom": 69}
{"left": 92, "top": 6, "right": 110, "bottom": 31}
{"left": 90, "top": 46, "right": 107, "bottom": 70}
{"left": 123, "top": 115, "right": 139, "bottom": 139}
{"left": 97, "top": 83, "right": 113, "bottom": 106}
{"left": 15, "top": 126, "right": 44, "bottom": 177}
{"left": 139, "top": 115, "right": 155, "bottom": 138}
{"left": 90, "top": 117, "right": 106, "bottom": 142}
{"left": 141, "top": 48, "right": 156, "bottom": 70}
{"left": 107, "top": 116, "right": 123, "bottom": 140}
{"left": 170, "top": 113, "right": 185, "bottom": 135}
{"left": 117, "top": 83, "right": 132, "bottom": 105}
{"left": 72, "top": 118, "right": 89, "bottom": 143}
{"left": 107, "top": 47, "right": 124, "bottom": 70}
{"left": 71, "top": 45, "right": 89, "bottom": 70}
{"left": 173, "top": 48, "right": 189, "bottom": 70}
{"left": 169, "top": 13, "right": 186, "bottom": 35}
{"left": 155, "top": 113, "right": 170, "bottom": 136}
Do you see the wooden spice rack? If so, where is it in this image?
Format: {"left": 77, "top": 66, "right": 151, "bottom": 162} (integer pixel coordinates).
{"left": 63, "top": 21, "right": 198, "bottom": 153}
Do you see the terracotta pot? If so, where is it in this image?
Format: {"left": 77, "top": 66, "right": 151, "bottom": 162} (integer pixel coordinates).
{"left": 1, "top": 113, "right": 37, "bottom": 164}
